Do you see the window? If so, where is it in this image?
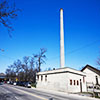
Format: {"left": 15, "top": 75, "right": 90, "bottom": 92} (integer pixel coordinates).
{"left": 83, "top": 77, "right": 85, "bottom": 83}
{"left": 37, "top": 75, "right": 39, "bottom": 81}
{"left": 41, "top": 75, "right": 43, "bottom": 81}
{"left": 96, "top": 76, "right": 98, "bottom": 85}
{"left": 77, "top": 80, "right": 79, "bottom": 85}
{"left": 70, "top": 80, "right": 72, "bottom": 85}
{"left": 74, "top": 80, "right": 75, "bottom": 85}
{"left": 45, "top": 75, "right": 47, "bottom": 81}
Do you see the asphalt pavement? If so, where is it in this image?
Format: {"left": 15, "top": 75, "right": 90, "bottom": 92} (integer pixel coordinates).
{"left": 0, "top": 84, "right": 43, "bottom": 100}
{"left": 0, "top": 84, "right": 99, "bottom": 100}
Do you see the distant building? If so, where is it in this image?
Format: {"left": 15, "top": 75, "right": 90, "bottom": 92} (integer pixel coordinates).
{"left": 81, "top": 64, "right": 100, "bottom": 86}
{"left": 0, "top": 73, "right": 6, "bottom": 82}
{"left": 36, "top": 67, "right": 87, "bottom": 93}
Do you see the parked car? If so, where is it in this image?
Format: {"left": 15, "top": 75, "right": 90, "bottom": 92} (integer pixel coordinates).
{"left": 20, "top": 82, "right": 25, "bottom": 86}
{"left": 24, "top": 82, "right": 31, "bottom": 88}
{"left": 16, "top": 81, "right": 22, "bottom": 86}
{"left": 13, "top": 82, "right": 16, "bottom": 85}
{"left": 0, "top": 82, "right": 3, "bottom": 85}
{"left": 7, "top": 81, "right": 10, "bottom": 84}
{"left": 9, "top": 81, "right": 14, "bottom": 85}
{"left": 16, "top": 81, "right": 25, "bottom": 86}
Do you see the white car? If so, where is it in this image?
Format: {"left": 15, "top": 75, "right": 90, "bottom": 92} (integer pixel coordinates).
{"left": 25, "top": 82, "right": 31, "bottom": 88}
{"left": 13, "top": 82, "right": 17, "bottom": 86}
{"left": 7, "top": 81, "right": 10, "bottom": 84}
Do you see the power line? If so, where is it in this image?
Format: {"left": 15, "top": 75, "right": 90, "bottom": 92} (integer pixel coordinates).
{"left": 0, "top": 39, "right": 100, "bottom": 62}
{"left": 48, "top": 39, "right": 100, "bottom": 61}
{"left": 67, "top": 39, "right": 100, "bottom": 55}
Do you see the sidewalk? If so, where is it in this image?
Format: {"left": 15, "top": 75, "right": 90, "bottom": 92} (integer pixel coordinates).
{"left": 32, "top": 87, "right": 99, "bottom": 100}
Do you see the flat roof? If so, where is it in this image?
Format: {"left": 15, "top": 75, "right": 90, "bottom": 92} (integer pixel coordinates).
{"left": 37, "top": 67, "right": 86, "bottom": 76}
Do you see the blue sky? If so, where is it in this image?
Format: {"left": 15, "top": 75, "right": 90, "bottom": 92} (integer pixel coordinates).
{"left": 0, "top": 0, "right": 100, "bottom": 73}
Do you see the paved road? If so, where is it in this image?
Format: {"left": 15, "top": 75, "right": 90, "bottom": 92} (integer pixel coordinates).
{"left": 0, "top": 84, "right": 98, "bottom": 100}
{"left": 0, "top": 84, "right": 42, "bottom": 100}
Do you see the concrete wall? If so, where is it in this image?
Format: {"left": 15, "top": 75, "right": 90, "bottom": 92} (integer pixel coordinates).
{"left": 83, "top": 68, "right": 100, "bottom": 85}
{"left": 67, "top": 73, "right": 86, "bottom": 92}
{"left": 36, "top": 71, "right": 87, "bottom": 93}
{"left": 37, "top": 73, "right": 68, "bottom": 92}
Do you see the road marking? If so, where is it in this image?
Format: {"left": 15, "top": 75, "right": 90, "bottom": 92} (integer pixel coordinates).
{"left": 8, "top": 86, "right": 48, "bottom": 100}
{"left": 15, "top": 96, "right": 19, "bottom": 100}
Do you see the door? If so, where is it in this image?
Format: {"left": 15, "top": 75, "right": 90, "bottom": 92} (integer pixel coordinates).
{"left": 80, "top": 79, "right": 82, "bottom": 92}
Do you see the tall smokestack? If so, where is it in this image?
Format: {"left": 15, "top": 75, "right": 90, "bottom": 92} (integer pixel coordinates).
{"left": 60, "top": 8, "right": 65, "bottom": 68}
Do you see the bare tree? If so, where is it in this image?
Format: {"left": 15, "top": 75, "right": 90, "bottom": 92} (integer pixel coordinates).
{"left": 5, "top": 48, "right": 47, "bottom": 83}
{"left": 5, "top": 68, "right": 11, "bottom": 80}
{"left": 96, "top": 57, "right": 100, "bottom": 69}
{"left": 97, "top": 58, "right": 100, "bottom": 66}
{"left": 28, "top": 57, "right": 36, "bottom": 82}
{"left": 23, "top": 56, "right": 29, "bottom": 66}
{"left": 34, "top": 48, "right": 47, "bottom": 72}
{"left": 5, "top": 65, "right": 16, "bottom": 81}
{"left": 0, "top": 0, "right": 21, "bottom": 37}
{"left": 30, "top": 57, "right": 34, "bottom": 69}
{"left": 13, "top": 59, "right": 22, "bottom": 81}
{"left": 14, "top": 59, "right": 22, "bottom": 74}
{"left": 23, "top": 56, "right": 29, "bottom": 81}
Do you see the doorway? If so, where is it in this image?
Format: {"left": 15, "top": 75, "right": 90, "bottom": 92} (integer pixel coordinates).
{"left": 80, "top": 79, "right": 82, "bottom": 92}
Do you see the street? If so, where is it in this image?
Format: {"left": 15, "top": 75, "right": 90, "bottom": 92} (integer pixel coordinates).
{"left": 0, "top": 84, "right": 98, "bottom": 100}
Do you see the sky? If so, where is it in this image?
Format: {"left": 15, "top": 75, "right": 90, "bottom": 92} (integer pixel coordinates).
{"left": 0, "top": 0, "right": 100, "bottom": 73}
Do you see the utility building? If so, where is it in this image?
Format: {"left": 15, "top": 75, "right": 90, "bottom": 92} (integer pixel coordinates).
{"left": 36, "top": 67, "right": 87, "bottom": 92}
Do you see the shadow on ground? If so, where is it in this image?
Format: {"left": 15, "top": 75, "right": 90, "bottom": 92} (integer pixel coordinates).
{"left": 0, "top": 93, "right": 25, "bottom": 100}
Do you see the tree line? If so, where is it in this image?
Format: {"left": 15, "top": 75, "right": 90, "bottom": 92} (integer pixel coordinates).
{"left": 5, "top": 48, "right": 47, "bottom": 83}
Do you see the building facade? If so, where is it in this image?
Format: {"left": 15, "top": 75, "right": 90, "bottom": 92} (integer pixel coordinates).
{"left": 81, "top": 65, "right": 100, "bottom": 86}
{"left": 0, "top": 73, "right": 6, "bottom": 82}
{"left": 36, "top": 67, "right": 87, "bottom": 93}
